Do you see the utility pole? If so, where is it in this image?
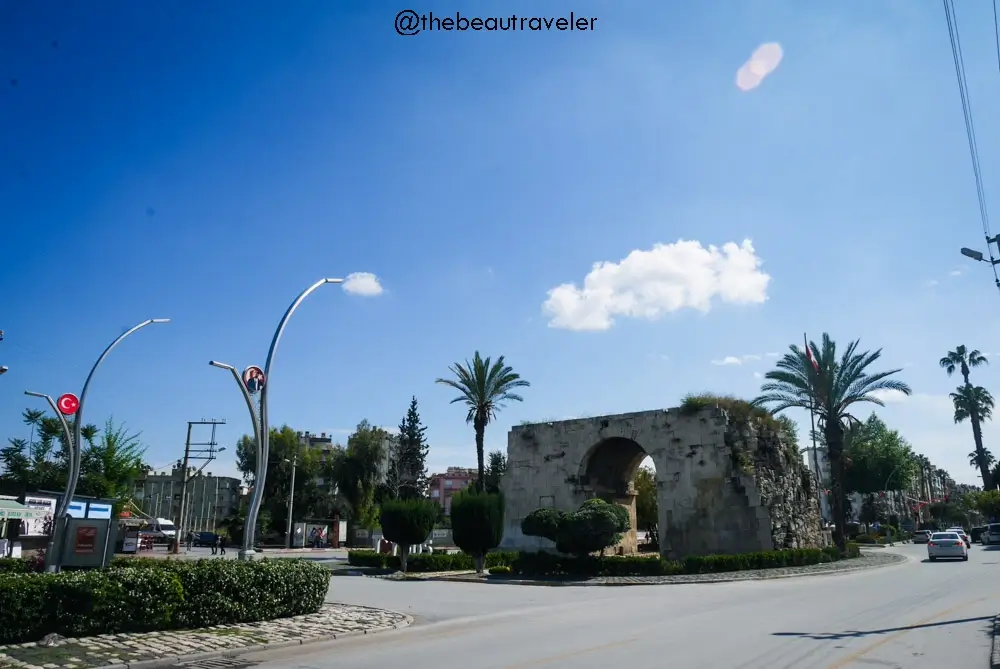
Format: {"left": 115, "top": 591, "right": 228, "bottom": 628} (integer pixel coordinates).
{"left": 173, "top": 419, "right": 226, "bottom": 553}
{"left": 285, "top": 454, "right": 298, "bottom": 549}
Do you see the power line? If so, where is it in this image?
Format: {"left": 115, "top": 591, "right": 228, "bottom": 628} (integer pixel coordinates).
{"left": 944, "top": 0, "right": 993, "bottom": 244}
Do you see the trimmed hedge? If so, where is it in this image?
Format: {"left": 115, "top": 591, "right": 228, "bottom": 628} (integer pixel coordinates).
{"left": 508, "top": 544, "right": 861, "bottom": 578}
{"left": 0, "top": 558, "right": 330, "bottom": 644}
{"left": 348, "top": 544, "right": 862, "bottom": 578}
{"left": 0, "top": 558, "right": 38, "bottom": 574}
{"left": 347, "top": 549, "right": 518, "bottom": 572}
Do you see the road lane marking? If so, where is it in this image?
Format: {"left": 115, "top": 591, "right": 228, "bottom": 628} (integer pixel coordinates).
{"left": 824, "top": 596, "right": 991, "bottom": 669}
{"left": 501, "top": 636, "right": 640, "bottom": 668}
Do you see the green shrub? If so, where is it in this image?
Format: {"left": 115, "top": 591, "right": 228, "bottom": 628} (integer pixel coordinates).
{"left": 522, "top": 499, "right": 631, "bottom": 557}
{"left": 379, "top": 499, "right": 439, "bottom": 572}
{"left": 451, "top": 490, "right": 505, "bottom": 572}
{"left": 347, "top": 550, "right": 388, "bottom": 569}
{"left": 521, "top": 508, "right": 564, "bottom": 542}
{"left": 489, "top": 565, "right": 511, "bottom": 575}
{"left": 346, "top": 549, "right": 518, "bottom": 573}
{"left": 1, "top": 558, "right": 330, "bottom": 644}
{"left": 0, "top": 558, "right": 37, "bottom": 574}
{"left": 511, "top": 546, "right": 856, "bottom": 579}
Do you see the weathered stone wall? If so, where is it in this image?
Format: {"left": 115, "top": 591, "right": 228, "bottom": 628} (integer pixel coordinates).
{"left": 499, "top": 406, "right": 826, "bottom": 558}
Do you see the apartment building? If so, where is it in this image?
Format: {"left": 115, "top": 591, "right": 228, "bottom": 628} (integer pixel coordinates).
{"left": 133, "top": 464, "right": 242, "bottom": 532}
{"left": 429, "top": 467, "right": 476, "bottom": 514}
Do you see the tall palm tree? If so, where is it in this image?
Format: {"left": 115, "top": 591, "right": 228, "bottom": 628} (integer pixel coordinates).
{"left": 21, "top": 409, "right": 44, "bottom": 459}
{"left": 940, "top": 346, "right": 991, "bottom": 488}
{"left": 436, "top": 351, "right": 530, "bottom": 490}
{"left": 754, "top": 333, "right": 911, "bottom": 550}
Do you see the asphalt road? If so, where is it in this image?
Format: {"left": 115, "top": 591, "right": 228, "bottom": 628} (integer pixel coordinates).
{"left": 245, "top": 544, "right": 1000, "bottom": 669}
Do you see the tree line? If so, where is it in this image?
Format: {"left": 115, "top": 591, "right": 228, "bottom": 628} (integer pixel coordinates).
{"left": 0, "top": 409, "right": 147, "bottom": 505}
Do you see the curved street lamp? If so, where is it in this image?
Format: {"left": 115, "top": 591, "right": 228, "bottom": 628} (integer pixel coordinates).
{"left": 210, "top": 278, "right": 342, "bottom": 560}
{"left": 34, "top": 318, "right": 170, "bottom": 572}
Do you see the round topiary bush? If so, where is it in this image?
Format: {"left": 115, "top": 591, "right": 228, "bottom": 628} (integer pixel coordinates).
{"left": 451, "top": 489, "right": 504, "bottom": 574}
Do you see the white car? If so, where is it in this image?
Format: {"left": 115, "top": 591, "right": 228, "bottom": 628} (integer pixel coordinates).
{"left": 927, "top": 532, "right": 969, "bottom": 561}
{"left": 912, "top": 530, "right": 932, "bottom": 544}
{"left": 945, "top": 527, "right": 971, "bottom": 547}
{"left": 984, "top": 523, "right": 1000, "bottom": 545}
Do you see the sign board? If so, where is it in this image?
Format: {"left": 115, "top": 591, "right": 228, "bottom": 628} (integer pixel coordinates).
{"left": 56, "top": 393, "right": 80, "bottom": 416}
{"left": 21, "top": 496, "right": 56, "bottom": 536}
{"left": 242, "top": 366, "right": 266, "bottom": 394}
{"left": 66, "top": 500, "right": 87, "bottom": 518}
{"left": 122, "top": 531, "right": 139, "bottom": 554}
{"left": 87, "top": 503, "right": 112, "bottom": 520}
{"left": 74, "top": 526, "right": 98, "bottom": 554}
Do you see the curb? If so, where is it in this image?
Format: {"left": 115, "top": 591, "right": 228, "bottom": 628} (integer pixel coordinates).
{"left": 991, "top": 615, "right": 1000, "bottom": 669}
{"left": 87, "top": 612, "right": 413, "bottom": 669}
{"left": 394, "top": 553, "right": 908, "bottom": 587}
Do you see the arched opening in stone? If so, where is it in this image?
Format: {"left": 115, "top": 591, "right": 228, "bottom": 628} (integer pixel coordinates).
{"left": 580, "top": 437, "right": 655, "bottom": 555}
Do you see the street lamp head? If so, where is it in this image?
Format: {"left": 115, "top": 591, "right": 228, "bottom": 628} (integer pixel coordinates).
{"left": 0, "top": 366, "right": 7, "bottom": 376}
{"left": 151, "top": 318, "right": 171, "bottom": 324}
{"left": 217, "top": 447, "right": 227, "bottom": 454}
{"left": 24, "top": 390, "right": 45, "bottom": 399}
{"left": 209, "top": 360, "right": 236, "bottom": 371}
{"left": 961, "top": 247, "right": 985, "bottom": 262}
{"left": 323, "top": 278, "right": 344, "bottom": 284}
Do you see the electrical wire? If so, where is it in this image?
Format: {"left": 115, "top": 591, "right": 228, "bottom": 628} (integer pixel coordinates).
{"left": 945, "top": 0, "right": 1000, "bottom": 286}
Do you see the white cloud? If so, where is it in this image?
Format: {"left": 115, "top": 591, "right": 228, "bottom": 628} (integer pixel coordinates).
{"left": 712, "top": 356, "right": 744, "bottom": 366}
{"left": 950, "top": 268, "right": 964, "bottom": 277}
{"left": 543, "top": 239, "right": 770, "bottom": 331}
{"left": 870, "top": 389, "right": 910, "bottom": 404}
{"left": 742, "top": 354, "right": 762, "bottom": 362}
{"left": 736, "top": 42, "right": 784, "bottom": 92}
{"left": 923, "top": 279, "right": 939, "bottom": 288}
{"left": 765, "top": 352, "right": 780, "bottom": 358}
{"left": 753, "top": 371, "right": 763, "bottom": 379}
{"left": 342, "top": 272, "right": 384, "bottom": 297}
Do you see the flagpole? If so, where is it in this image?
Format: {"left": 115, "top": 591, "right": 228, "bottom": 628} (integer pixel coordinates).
{"left": 804, "top": 333, "right": 825, "bottom": 524}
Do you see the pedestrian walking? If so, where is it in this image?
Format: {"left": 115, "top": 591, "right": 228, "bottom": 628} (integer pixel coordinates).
{"left": 185, "top": 531, "right": 193, "bottom": 551}
{"left": 211, "top": 535, "right": 218, "bottom": 555}
{"left": 218, "top": 534, "right": 227, "bottom": 556}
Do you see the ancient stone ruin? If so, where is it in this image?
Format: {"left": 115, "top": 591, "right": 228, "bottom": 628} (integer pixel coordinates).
{"left": 498, "top": 403, "right": 828, "bottom": 558}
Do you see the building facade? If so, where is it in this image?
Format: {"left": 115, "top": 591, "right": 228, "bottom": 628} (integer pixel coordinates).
{"left": 429, "top": 467, "right": 475, "bottom": 515}
{"left": 133, "top": 465, "right": 242, "bottom": 533}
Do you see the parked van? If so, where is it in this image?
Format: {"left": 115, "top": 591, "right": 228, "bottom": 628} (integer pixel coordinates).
{"left": 139, "top": 518, "right": 177, "bottom": 541}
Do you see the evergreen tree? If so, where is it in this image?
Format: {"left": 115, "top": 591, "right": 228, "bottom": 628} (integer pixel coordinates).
{"left": 393, "top": 396, "right": 429, "bottom": 499}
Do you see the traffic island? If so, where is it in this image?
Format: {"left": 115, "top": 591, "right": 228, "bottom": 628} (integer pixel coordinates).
{"left": 366, "top": 550, "right": 907, "bottom": 586}
{"left": 0, "top": 603, "right": 411, "bottom": 669}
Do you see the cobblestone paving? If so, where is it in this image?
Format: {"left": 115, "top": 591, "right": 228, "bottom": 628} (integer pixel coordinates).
{"left": 376, "top": 551, "right": 907, "bottom": 586}
{"left": 0, "top": 604, "right": 410, "bottom": 669}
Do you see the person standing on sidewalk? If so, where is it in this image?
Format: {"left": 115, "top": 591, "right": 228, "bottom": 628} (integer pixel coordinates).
{"left": 218, "top": 534, "right": 227, "bottom": 556}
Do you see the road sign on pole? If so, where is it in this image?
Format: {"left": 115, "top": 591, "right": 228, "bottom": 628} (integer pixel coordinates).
{"left": 56, "top": 393, "right": 80, "bottom": 416}
{"left": 242, "top": 366, "right": 265, "bottom": 394}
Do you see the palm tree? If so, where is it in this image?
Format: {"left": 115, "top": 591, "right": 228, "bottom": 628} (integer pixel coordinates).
{"left": 436, "top": 351, "right": 530, "bottom": 490}
{"left": 754, "top": 333, "right": 911, "bottom": 550}
{"left": 969, "top": 449, "right": 995, "bottom": 470}
{"left": 21, "top": 409, "right": 44, "bottom": 458}
{"left": 940, "top": 346, "right": 991, "bottom": 488}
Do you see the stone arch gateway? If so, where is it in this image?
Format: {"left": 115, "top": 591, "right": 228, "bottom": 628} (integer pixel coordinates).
{"left": 498, "top": 406, "right": 828, "bottom": 558}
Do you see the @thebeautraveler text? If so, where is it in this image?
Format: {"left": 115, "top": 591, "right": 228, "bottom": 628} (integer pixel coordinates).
{"left": 394, "top": 11, "right": 598, "bottom": 36}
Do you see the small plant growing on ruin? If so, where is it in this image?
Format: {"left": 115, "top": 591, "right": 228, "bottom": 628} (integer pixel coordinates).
{"left": 680, "top": 393, "right": 779, "bottom": 429}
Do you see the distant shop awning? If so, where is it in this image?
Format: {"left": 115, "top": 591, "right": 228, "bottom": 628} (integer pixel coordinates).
{"left": 0, "top": 500, "right": 50, "bottom": 521}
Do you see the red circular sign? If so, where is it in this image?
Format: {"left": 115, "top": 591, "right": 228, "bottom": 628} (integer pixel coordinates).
{"left": 57, "top": 393, "right": 80, "bottom": 416}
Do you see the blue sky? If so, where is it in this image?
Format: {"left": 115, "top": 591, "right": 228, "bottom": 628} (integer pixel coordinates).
{"left": 3, "top": 1, "right": 1000, "bottom": 486}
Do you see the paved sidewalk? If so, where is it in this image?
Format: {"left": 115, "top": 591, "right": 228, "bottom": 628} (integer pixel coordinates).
{"left": 369, "top": 551, "right": 907, "bottom": 586}
{"left": 0, "top": 604, "right": 410, "bottom": 669}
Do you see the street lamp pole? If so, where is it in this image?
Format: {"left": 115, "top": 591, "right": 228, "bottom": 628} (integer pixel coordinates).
{"left": 38, "top": 318, "right": 170, "bottom": 572}
{"left": 23, "top": 391, "right": 76, "bottom": 568}
{"left": 208, "top": 275, "right": 342, "bottom": 560}
{"left": 285, "top": 454, "right": 297, "bottom": 549}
